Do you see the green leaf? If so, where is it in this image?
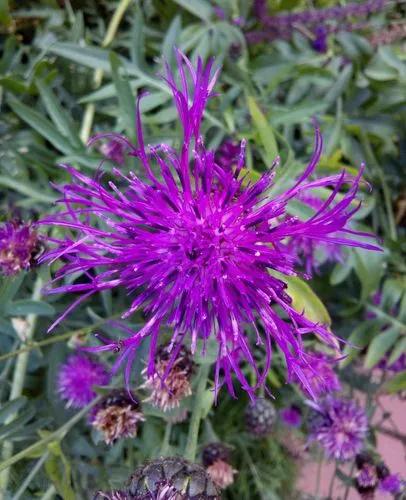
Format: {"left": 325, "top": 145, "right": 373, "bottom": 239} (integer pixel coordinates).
{"left": 247, "top": 95, "right": 278, "bottom": 167}
{"left": 162, "top": 16, "right": 181, "bottom": 65}
{"left": 383, "top": 371, "right": 406, "bottom": 394}
{"left": 364, "top": 327, "right": 399, "bottom": 369}
{"left": 0, "top": 273, "right": 25, "bottom": 311}
{"left": 5, "top": 300, "right": 55, "bottom": 317}
{"left": 200, "top": 389, "right": 214, "bottom": 418}
{"left": 172, "top": 0, "right": 212, "bottom": 21}
{"left": 353, "top": 248, "right": 385, "bottom": 303}
{"left": 36, "top": 78, "right": 82, "bottom": 149}
{"left": 270, "top": 102, "right": 327, "bottom": 127}
{"left": 109, "top": 52, "right": 135, "bottom": 139}
{"left": 0, "top": 176, "right": 56, "bottom": 204}
{"left": 0, "top": 408, "right": 36, "bottom": 440}
{"left": 388, "top": 337, "right": 406, "bottom": 366}
{"left": 342, "top": 323, "right": 376, "bottom": 366}
{"left": 45, "top": 441, "right": 75, "bottom": 500}
{"left": 0, "top": 397, "right": 27, "bottom": 424}
{"left": 7, "top": 98, "right": 74, "bottom": 155}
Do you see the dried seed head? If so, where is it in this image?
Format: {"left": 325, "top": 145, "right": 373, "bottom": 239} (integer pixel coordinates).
{"left": 202, "top": 443, "right": 236, "bottom": 490}
{"left": 91, "top": 390, "right": 145, "bottom": 445}
{"left": 143, "top": 346, "right": 194, "bottom": 412}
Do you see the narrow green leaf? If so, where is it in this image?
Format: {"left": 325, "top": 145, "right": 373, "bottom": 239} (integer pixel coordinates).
{"left": 0, "top": 408, "right": 36, "bottom": 440}
{"left": 36, "top": 78, "right": 82, "bottom": 149}
{"left": 364, "top": 327, "right": 399, "bottom": 369}
{"left": 342, "top": 323, "right": 376, "bottom": 366}
{"left": 5, "top": 300, "right": 55, "bottom": 317}
{"left": 388, "top": 337, "right": 406, "bottom": 366}
{"left": 7, "top": 99, "right": 74, "bottom": 155}
{"left": 0, "top": 176, "right": 56, "bottom": 203}
{"left": 109, "top": 52, "right": 135, "bottom": 138}
{"left": 172, "top": 0, "right": 212, "bottom": 21}
{"left": 0, "top": 273, "right": 25, "bottom": 311}
{"left": 0, "top": 397, "right": 27, "bottom": 424}
{"left": 383, "top": 371, "right": 406, "bottom": 394}
{"left": 162, "top": 16, "right": 181, "bottom": 64}
{"left": 247, "top": 95, "right": 278, "bottom": 167}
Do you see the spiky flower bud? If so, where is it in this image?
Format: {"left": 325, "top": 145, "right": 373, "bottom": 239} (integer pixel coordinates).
{"left": 355, "top": 463, "right": 378, "bottom": 499}
{"left": 143, "top": 346, "right": 194, "bottom": 412}
{"left": 90, "top": 390, "right": 145, "bottom": 445}
{"left": 202, "top": 443, "right": 236, "bottom": 489}
{"left": 245, "top": 399, "right": 276, "bottom": 436}
{"left": 95, "top": 457, "right": 220, "bottom": 499}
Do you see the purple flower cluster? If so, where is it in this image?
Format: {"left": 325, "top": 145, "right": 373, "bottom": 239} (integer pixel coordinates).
{"left": 247, "top": 0, "right": 388, "bottom": 51}
{"left": 280, "top": 406, "right": 302, "bottom": 427}
{"left": 41, "top": 51, "right": 378, "bottom": 400}
{"left": 308, "top": 396, "right": 368, "bottom": 461}
{"left": 0, "top": 221, "right": 41, "bottom": 275}
{"left": 57, "top": 354, "right": 110, "bottom": 408}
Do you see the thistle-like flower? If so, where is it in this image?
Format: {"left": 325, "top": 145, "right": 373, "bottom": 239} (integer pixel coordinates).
{"left": 0, "top": 220, "right": 42, "bottom": 275}
{"left": 100, "top": 139, "right": 126, "bottom": 165}
{"left": 57, "top": 353, "right": 110, "bottom": 408}
{"left": 90, "top": 389, "right": 145, "bottom": 444}
{"left": 308, "top": 396, "right": 368, "bottom": 461}
{"left": 202, "top": 443, "right": 236, "bottom": 489}
{"left": 293, "top": 351, "right": 341, "bottom": 398}
{"left": 143, "top": 346, "right": 194, "bottom": 412}
{"left": 355, "top": 463, "right": 379, "bottom": 499}
{"left": 41, "top": 51, "right": 378, "bottom": 399}
{"left": 280, "top": 405, "right": 302, "bottom": 428}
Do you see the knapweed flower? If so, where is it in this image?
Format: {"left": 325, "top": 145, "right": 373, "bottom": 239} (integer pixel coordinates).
{"left": 293, "top": 351, "right": 341, "bottom": 398}
{"left": 41, "top": 50, "right": 378, "bottom": 400}
{"left": 355, "top": 463, "right": 378, "bottom": 499}
{"left": 0, "top": 220, "right": 42, "bottom": 275}
{"left": 202, "top": 443, "right": 236, "bottom": 489}
{"left": 280, "top": 405, "right": 302, "bottom": 427}
{"left": 100, "top": 139, "right": 126, "bottom": 165}
{"left": 308, "top": 396, "right": 368, "bottom": 461}
{"left": 90, "top": 389, "right": 145, "bottom": 444}
{"left": 245, "top": 399, "right": 276, "bottom": 436}
{"left": 142, "top": 346, "right": 194, "bottom": 412}
{"left": 379, "top": 474, "right": 404, "bottom": 495}
{"left": 57, "top": 353, "right": 110, "bottom": 408}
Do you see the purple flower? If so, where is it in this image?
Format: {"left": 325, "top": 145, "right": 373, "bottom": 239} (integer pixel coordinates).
{"left": 41, "top": 51, "right": 378, "bottom": 400}
{"left": 280, "top": 406, "right": 302, "bottom": 427}
{"left": 100, "top": 139, "right": 126, "bottom": 165}
{"left": 215, "top": 139, "right": 241, "bottom": 171}
{"left": 312, "top": 26, "right": 328, "bottom": 53}
{"left": 294, "top": 351, "right": 341, "bottom": 398}
{"left": 57, "top": 354, "right": 110, "bottom": 408}
{"left": 379, "top": 474, "right": 403, "bottom": 495}
{"left": 308, "top": 396, "right": 368, "bottom": 461}
{"left": 0, "top": 221, "right": 42, "bottom": 275}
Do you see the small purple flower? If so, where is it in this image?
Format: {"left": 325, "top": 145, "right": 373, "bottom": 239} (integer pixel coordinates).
{"left": 0, "top": 221, "right": 41, "bottom": 275}
{"left": 57, "top": 354, "right": 110, "bottom": 408}
{"left": 312, "top": 26, "right": 328, "bottom": 53}
{"left": 379, "top": 474, "right": 404, "bottom": 495}
{"left": 41, "top": 51, "right": 378, "bottom": 400}
{"left": 215, "top": 139, "right": 241, "bottom": 171}
{"left": 308, "top": 396, "right": 368, "bottom": 461}
{"left": 280, "top": 406, "right": 302, "bottom": 427}
{"left": 100, "top": 139, "right": 126, "bottom": 165}
{"left": 294, "top": 352, "right": 341, "bottom": 398}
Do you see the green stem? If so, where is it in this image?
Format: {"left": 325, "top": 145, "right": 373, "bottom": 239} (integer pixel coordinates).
{"left": 0, "top": 312, "right": 122, "bottom": 363}
{"left": 314, "top": 450, "right": 323, "bottom": 498}
{"left": 40, "top": 485, "right": 56, "bottom": 500}
{"left": 0, "top": 276, "right": 43, "bottom": 497}
{"left": 160, "top": 422, "right": 173, "bottom": 457}
{"left": 0, "top": 396, "right": 101, "bottom": 474}
{"left": 184, "top": 364, "right": 210, "bottom": 462}
{"left": 79, "top": 0, "right": 133, "bottom": 143}
{"left": 13, "top": 451, "right": 50, "bottom": 500}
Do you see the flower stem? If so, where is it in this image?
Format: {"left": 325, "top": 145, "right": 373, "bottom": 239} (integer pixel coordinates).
{"left": 184, "top": 364, "right": 210, "bottom": 462}
{"left": 314, "top": 450, "right": 323, "bottom": 498}
{"left": 160, "top": 422, "right": 173, "bottom": 457}
{"left": 327, "top": 464, "right": 337, "bottom": 499}
{"left": 0, "top": 276, "right": 43, "bottom": 497}
{"left": 79, "top": 0, "right": 133, "bottom": 143}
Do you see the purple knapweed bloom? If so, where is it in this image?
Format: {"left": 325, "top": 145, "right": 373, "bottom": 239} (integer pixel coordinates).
{"left": 294, "top": 351, "right": 341, "bottom": 398}
{"left": 280, "top": 406, "right": 302, "bottom": 427}
{"left": 379, "top": 474, "right": 404, "bottom": 495}
{"left": 308, "top": 396, "right": 368, "bottom": 461}
{"left": 0, "top": 220, "right": 42, "bottom": 275}
{"left": 100, "top": 139, "right": 126, "bottom": 165}
{"left": 41, "top": 51, "right": 378, "bottom": 400}
{"left": 57, "top": 354, "right": 110, "bottom": 408}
